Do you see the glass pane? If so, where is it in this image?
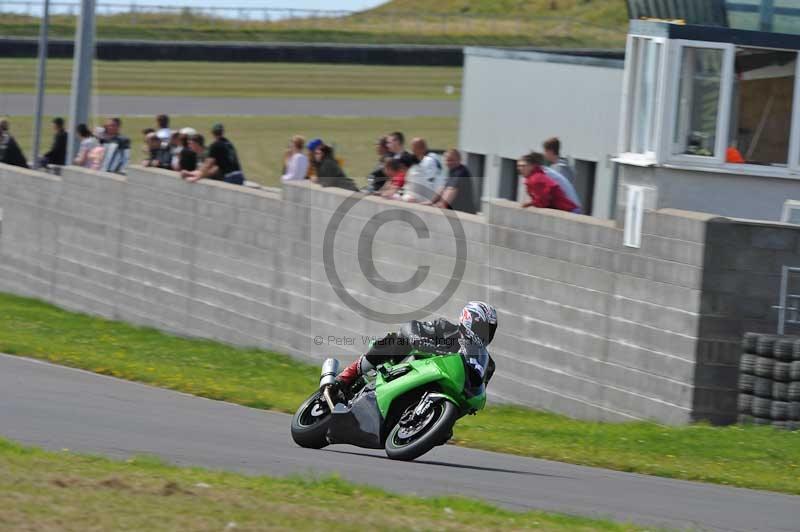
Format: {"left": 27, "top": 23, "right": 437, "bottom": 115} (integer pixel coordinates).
{"left": 773, "top": 0, "right": 800, "bottom": 35}
{"left": 726, "top": 0, "right": 761, "bottom": 31}
{"left": 729, "top": 48, "right": 796, "bottom": 166}
{"left": 726, "top": 0, "right": 800, "bottom": 34}
{"left": 630, "top": 40, "right": 661, "bottom": 154}
{"left": 674, "top": 48, "right": 723, "bottom": 157}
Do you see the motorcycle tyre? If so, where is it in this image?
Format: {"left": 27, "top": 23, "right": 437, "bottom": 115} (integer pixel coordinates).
{"left": 290, "top": 390, "right": 332, "bottom": 449}
{"left": 385, "top": 400, "right": 458, "bottom": 461}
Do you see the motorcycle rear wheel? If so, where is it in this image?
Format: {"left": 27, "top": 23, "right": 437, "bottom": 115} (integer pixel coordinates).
{"left": 290, "top": 390, "right": 332, "bottom": 449}
{"left": 384, "top": 400, "right": 457, "bottom": 461}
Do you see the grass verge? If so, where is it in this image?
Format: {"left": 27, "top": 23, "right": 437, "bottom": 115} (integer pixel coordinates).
{"left": 0, "top": 59, "right": 462, "bottom": 100}
{"left": 0, "top": 437, "right": 648, "bottom": 531}
{"left": 1, "top": 292, "right": 799, "bottom": 495}
{"left": 7, "top": 114, "right": 458, "bottom": 189}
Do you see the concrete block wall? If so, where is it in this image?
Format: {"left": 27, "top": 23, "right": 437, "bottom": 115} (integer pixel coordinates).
{"left": 696, "top": 218, "right": 800, "bottom": 423}
{"left": 482, "top": 201, "right": 707, "bottom": 424}
{"left": 2, "top": 162, "right": 780, "bottom": 424}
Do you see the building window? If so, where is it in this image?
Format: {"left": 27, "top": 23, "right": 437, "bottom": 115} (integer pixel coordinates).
{"left": 622, "top": 37, "right": 665, "bottom": 157}
{"left": 632, "top": 40, "right": 662, "bottom": 153}
{"left": 729, "top": 47, "right": 796, "bottom": 166}
{"left": 673, "top": 47, "right": 725, "bottom": 158}
{"left": 618, "top": 30, "right": 800, "bottom": 179}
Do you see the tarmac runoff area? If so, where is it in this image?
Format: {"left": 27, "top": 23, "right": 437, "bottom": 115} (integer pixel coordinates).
{"left": 1, "top": 352, "right": 799, "bottom": 532}
{"left": 0, "top": 93, "right": 460, "bottom": 118}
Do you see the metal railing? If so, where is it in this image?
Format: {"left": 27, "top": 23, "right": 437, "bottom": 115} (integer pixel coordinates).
{"left": 775, "top": 266, "right": 800, "bottom": 335}
{"left": 727, "top": 1, "right": 800, "bottom": 33}
{"left": 0, "top": 1, "right": 354, "bottom": 20}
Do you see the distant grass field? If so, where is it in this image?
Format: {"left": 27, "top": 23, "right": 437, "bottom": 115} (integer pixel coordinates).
{"left": 0, "top": 438, "right": 649, "bottom": 532}
{"left": 8, "top": 114, "right": 459, "bottom": 188}
{"left": 0, "top": 0, "right": 628, "bottom": 47}
{"left": 1, "top": 292, "right": 799, "bottom": 496}
{"left": 0, "top": 59, "right": 462, "bottom": 100}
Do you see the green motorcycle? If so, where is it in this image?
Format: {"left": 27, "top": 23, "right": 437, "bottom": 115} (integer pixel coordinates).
{"left": 290, "top": 346, "right": 492, "bottom": 461}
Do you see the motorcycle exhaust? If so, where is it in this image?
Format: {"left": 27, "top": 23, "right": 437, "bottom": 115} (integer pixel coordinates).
{"left": 319, "top": 358, "right": 340, "bottom": 411}
{"left": 319, "top": 358, "right": 340, "bottom": 389}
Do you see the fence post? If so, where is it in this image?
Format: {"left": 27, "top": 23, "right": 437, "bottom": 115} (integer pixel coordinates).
{"left": 760, "top": 0, "right": 775, "bottom": 32}
{"left": 67, "top": 0, "right": 96, "bottom": 165}
{"left": 778, "top": 265, "right": 789, "bottom": 335}
{"left": 32, "top": 0, "right": 50, "bottom": 167}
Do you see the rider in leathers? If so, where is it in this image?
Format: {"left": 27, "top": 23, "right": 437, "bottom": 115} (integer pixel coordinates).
{"left": 336, "top": 301, "right": 498, "bottom": 391}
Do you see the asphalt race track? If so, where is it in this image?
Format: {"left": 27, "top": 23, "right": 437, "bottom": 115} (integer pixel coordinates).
{"left": 1, "top": 353, "right": 798, "bottom": 531}
{"left": 0, "top": 93, "right": 459, "bottom": 118}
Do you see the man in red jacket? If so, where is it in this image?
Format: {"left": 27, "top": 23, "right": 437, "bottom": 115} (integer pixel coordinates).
{"left": 517, "top": 152, "right": 578, "bottom": 213}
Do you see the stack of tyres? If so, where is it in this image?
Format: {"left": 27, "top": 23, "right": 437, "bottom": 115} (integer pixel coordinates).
{"left": 738, "top": 333, "right": 800, "bottom": 430}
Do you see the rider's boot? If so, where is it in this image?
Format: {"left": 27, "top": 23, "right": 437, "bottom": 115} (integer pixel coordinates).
{"left": 336, "top": 354, "right": 375, "bottom": 389}
{"left": 336, "top": 359, "right": 361, "bottom": 386}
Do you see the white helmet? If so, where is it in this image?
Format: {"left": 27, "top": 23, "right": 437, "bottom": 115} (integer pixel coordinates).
{"left": 459, "top": 301, "right": 498, "bottom": 347}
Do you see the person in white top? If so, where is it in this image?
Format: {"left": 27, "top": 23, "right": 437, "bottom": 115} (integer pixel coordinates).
{"left": 404, "top": 137, "right": 444, "bottom": 202}
{"left": 281, "top": 135, "right": 310, "bottom": 182}
{"left": 73, "top": 123, "right": 99, "bottom": 168}
{"left": 155, "top": 114, "right": 172, "bottom": 142}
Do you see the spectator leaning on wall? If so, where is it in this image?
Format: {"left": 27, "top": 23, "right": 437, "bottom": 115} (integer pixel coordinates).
{"left": 156, "top": 114, "right": 171, "bottom": 142}
{"left": 377, "top": 157, "right": 409, "bottom": 199}
{"left": 38, "top": 117, "right": 68, "bottom": 168}
{"left": 313, "top": 143, "right": 358, "bottom": 191}
{"left": 364, "top": 135, "right": 391, "bottom": 193}
{"left": 404, "top": 137, "right": 444, "bottom": 202}
{"left": 426, "top": 149, "right": 476, "bottom": 214}
{"left": 101, "top": 117, "right": 131, "bottom": 174}
{"left": 518, "top": 152, "right": 579, "bottom": 213}
{"left": 281, "top": 135, "right": 310, "bottom": 182}
{"left": 387, "top": 131, "right": 416, "bottom": 167}
{"left": 73, "top": 123, "right": 99, "bottom": 168}
{"left": 542, "top": 137, "right": 576, "bottom": 185}
{"left": 0, "top": 118, "right": 28, "bottom": 168}
{"left": 180, "top": 134, "right": 208, "bottom": 180}
{"left": 206, "top": 123, "right": 245, "bottom": 185}
{"left": 542, "top": 165, "right": 583, "bottom": 214}
{"left": 175, "top": 133, "right": 195, "bottom": 172}
{"left": 142, "top": 132, "right": 172, "bottom": 169}
{"left": 306, "top": 138, "right": 323, "bottom": 179}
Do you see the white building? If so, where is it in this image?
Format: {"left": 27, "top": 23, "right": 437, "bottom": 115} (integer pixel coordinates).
{"left": 460, "top": 4, "right": 800, "bottom": 222}
{"left": 459, "top": 47, "right": 624, "bottom": 219}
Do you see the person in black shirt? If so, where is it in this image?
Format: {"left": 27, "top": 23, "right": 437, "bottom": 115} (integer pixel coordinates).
{"left": 177, "top": 133, "right": 200, "bottom": 172}
{"left": 142, "top": 132, "right": 172, "bottom": 169}
{"left": 39, "top": 117, "right": 68, "bottom": 168}
{"left": 426, "top": 149, "right": 477, "bottom": 214}
{"left": 386, "top": 131, "right": 417, "bottom": 168}
{"left": 0, "top": 118, "right": 28, "bottom": 168}
{"left": 363, "top": 135, "right": 390, "bottom": 193}
{"left": 206, "top": 123, "right": 244, "bottom": 185}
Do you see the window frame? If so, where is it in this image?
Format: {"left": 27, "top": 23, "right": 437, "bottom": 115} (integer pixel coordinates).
{"left": 618, "top": 34, "right": 668, "bottom": 164}
{"left": 663, "top": 39, "right": 734, "bottom": 167}
{"left": 617, "top": 35, "right": 800, "bottom": 180}
{"left": 789, "top": 56, "right": 800, "bottom": 173}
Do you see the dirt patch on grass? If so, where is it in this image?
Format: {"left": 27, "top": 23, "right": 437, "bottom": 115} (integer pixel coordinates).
{"left": 161, "top": 481, "right": 195, "bottom": 497}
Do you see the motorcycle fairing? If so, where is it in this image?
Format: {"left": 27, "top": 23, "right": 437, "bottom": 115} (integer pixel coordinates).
{"left": 327, "top": 390, "right": 383, "bottom": 449}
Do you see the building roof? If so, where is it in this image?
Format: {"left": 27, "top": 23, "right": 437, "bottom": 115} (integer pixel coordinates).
{"left": 630, "top": 19, "right": 800, "bottom": 50}
{"left": 464, "top": 47, "right": 625, "bottom": 70}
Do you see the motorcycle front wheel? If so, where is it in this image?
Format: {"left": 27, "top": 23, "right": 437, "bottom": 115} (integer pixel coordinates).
{"left": 290, "top": 389, "right": 332, "bottom": 449}
{"left": 384, "top": 399, "right": 457, "bottom": 461}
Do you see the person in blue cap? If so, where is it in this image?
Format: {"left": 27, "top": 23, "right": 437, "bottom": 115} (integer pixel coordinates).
{"left": 306, "top": 138, "right": 323, "bottom": 179}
